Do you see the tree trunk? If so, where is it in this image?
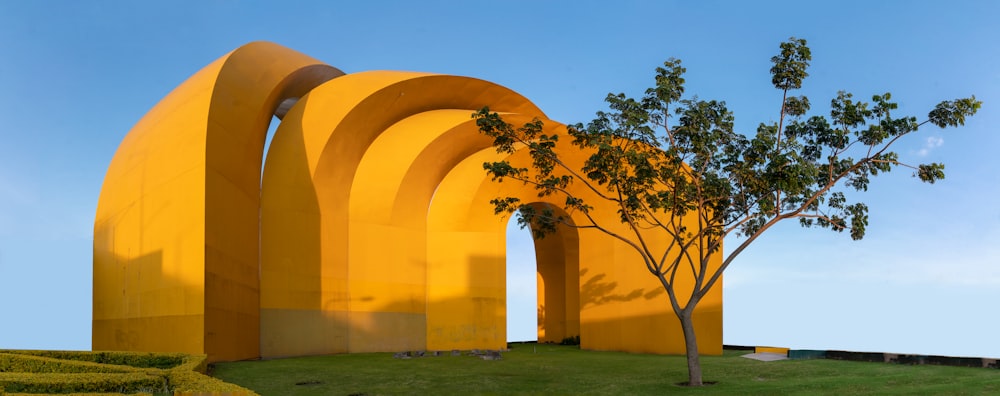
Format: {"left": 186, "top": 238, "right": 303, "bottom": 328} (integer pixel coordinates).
{"left": 679, "top": 309, "right": 703, "bottom": 386}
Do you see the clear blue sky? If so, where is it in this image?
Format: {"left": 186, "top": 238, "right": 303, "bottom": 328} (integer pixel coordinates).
{"left": 2, "top": 1, "right": 998, "bottom": 357}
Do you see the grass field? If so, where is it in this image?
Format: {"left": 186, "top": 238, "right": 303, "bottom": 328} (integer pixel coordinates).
{"left": 210, "top": 343, "right": 1000, "bottom": 395}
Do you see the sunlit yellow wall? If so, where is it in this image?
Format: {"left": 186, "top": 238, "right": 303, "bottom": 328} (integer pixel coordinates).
{"left": 94, "top": 42, "right": 722, "bottom": 362}
{"left": 528, "top": 205, "right": 580, "bottom": 344}
{"left": 444, "top": 134, "right": 723, "bottom": 355}
{"left": 259, "top": 73, "right": 544, "bottom": 357}
{"left": 93, "top": 42, "right": 343, "bottom": 362}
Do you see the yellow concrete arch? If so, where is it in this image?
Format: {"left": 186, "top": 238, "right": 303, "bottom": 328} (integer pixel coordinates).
{"left": 93, "top": 41, "right": 343, "bottom": 361}
{"left": 346, "top": 110, "right": 529, "bottom": 353}
{"left": 431, "top": 130, "right": 723, "bottom": 355}
{"left": 422, "top": 121, "right": 596, "bottom": 351}
{"left": 259, "top": 72, "right": 546, "bottom": 357}
{"left": 94, "top": 42, "right": 723, "bottom": 362}
{"left": 525, "top": 202, "right": 582, "bottom": 344}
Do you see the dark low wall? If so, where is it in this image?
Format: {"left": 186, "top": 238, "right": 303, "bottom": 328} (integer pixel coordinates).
{"left": 812, "top": 350, "right": 1000, "bottom": 368}
{"left": 725, "top": 345, "right": 999, "bottom": 369}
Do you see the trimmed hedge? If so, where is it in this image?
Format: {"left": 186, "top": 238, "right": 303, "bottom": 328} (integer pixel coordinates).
{"left": 0, "top": 372, "right": 164, "bottom": 394}
{"left": 0, "top": 353, "right": 134, "bottom": 374}
{"left": 4, "top": 350, "right": 184, "bottom": 370}
{"left": 170, "top": 354, "right": 208, "bottom": 373}
{"left": 169, "top": 369, "right": 257, "bottom": 395}
{"left": 5, "top": 393, "right": 152, "bottom": 396}
{"left": 0, "top": 350, "right": 257, "bottom": 395}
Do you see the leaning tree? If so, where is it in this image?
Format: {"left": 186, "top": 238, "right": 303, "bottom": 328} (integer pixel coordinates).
{"left": 473, "top": 37, "right": 980, "bottom": 386}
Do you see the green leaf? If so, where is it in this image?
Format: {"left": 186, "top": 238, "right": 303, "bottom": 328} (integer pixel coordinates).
{"left": 928, "top": 96, "right": 982, "bottom": 128}
{"left": 770, "top": 37, "right": 811, "bottom": 91}
{"left": 916, "top": 163, "right": 946, "bottom": 183}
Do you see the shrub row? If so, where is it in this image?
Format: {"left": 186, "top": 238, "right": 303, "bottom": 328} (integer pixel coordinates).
{"left": 4, "top": 393, "right": 152, "bottom": 396}
{"left": 168, "top": 369, "right": 257, "bottom": 395}
{"left": 0, "top": 350, "right": 257, "bottom": 395}
{"left": 0, "top": 353, "right": 135, "bottom": 374}
{"left": 0, "top": 372, "right": 164, "bottom": 394}
{"left": 4, "top": 350, "right": 184, "bottom": 370}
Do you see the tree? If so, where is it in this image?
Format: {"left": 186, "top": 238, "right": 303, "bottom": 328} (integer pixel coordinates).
{"left": 473, "top": 37, "right": 980, "bottom": 386}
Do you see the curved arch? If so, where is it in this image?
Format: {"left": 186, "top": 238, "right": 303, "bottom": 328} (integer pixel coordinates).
{"left": 429, "top": 127, "right": 723, "bottom": 355}
{"left": 345, "top": 110, "right": 514, "bottom": 353}
{"left": 259, "top": 72, "right": 546, "bottom": 356}
{"left": 95, "top": 42, "right": 722, "bottom": 362}
{"left": 525, "top": 202, "right": 581, "bottom": 344}
{"left": 93, "top": 41, "right": 343, "bottom": 361}
{"left": 423, "top": 124, "right": 595, "bottom": 350}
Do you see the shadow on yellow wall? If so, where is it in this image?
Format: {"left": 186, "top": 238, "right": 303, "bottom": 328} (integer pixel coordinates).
{"left": 93, "top": 42, "right": 722, "bottom": 362}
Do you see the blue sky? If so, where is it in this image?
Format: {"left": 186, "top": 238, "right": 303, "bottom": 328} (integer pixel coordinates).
{"left": 1, "top": 1, "right": 998, "bottom": 357}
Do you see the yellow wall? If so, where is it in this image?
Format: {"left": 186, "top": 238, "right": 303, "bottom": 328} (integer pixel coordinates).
{"left": 258, "top": 73, "right": 544, "bottom": 356}
{"left": 94, "top": 42, "right": 722, "bottom": 362}
{"left": 529, "top": 205, "right": 581, "bottom": 344}
{"left": 93, "top": 42, "right": 343, "bottom": 361}
{"left": 446, "top": 136, "right": 723, "bottom": 356}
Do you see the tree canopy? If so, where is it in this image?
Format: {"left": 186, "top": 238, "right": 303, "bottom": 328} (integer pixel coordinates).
{"left": 474, "top": 37, "right": 980, "bottom": 386}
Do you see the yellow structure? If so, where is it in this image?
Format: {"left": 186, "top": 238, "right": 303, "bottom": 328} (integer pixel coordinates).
{"left": 755, "top": 346, "right": 790, "bottom": 355}
{"left": 93, "top": 42, "right": 723, "bottom": 362}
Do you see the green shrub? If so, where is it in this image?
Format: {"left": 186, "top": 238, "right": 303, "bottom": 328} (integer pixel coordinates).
{"left": 0, "top": 353, "right": 135, "bottom": 374}
{"left": 169, "top": 370, "right": 257, "bottom": 395}
{"left": 6, "top": 393, "right": 152, "bottom": 396}
{"left": 0, "top": 350, "right": 254, "bottom": 395}
{"left": 0, "top": 372, "right": 165, "bottom": 394}
{"left": 6, "top": 350, "right": 184, "bottom": 369}
{"left": 173, "top": 354, "right": 209, "bottom": 373}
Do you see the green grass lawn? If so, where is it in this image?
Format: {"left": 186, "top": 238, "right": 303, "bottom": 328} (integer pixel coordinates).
{"left": 210, "top": 344, "right": 1000, "bottom": 395}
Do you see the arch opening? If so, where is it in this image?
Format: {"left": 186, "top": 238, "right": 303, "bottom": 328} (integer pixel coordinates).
{"left": 504, "top": 203, "right": 581, "bottom": 344}
{"left": 505, "top": 219, "right": 537, "bottom": 342}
